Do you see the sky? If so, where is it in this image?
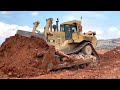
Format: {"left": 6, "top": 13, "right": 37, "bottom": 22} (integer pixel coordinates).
{"left": 0, "top": 11, "right": 120, "bottom": 44}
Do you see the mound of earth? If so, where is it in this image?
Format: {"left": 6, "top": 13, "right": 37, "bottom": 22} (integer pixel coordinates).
{"left": 102, "top": 46, "right": 120, "bottom": 60}
{"left": 0, "top": 34, "right": 55, "bottom": 78}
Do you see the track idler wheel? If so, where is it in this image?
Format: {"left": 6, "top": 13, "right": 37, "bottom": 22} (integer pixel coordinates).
{"left": 82, "top": 44, "right": 92, "bottom": 55}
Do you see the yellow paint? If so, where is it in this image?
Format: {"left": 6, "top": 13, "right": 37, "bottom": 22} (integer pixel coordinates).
{"left": 32, "top": 18, "right": 97, "bottom": 52}
{"left": 61, "top": 20, "right": 81, "bottom": 25}
{"left": 72, "top": 33, "right": 79, "bottom": 40}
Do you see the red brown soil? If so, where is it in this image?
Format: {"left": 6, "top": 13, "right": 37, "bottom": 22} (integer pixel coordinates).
{"left": 96, "top": 49, "right": 109, "bottom": 54}
{"left": 0, "top": 34, "right": 55, "bottom": 78}
{"left": 28, "top": 47, "right": 120, "bottom": 79}
{"left": 0, "top": 34, "right": 120, "bottom": 79}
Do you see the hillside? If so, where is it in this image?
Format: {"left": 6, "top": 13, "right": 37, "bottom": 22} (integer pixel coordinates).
{"left": 96, "top": 38, "right": 120, "bottom": 50}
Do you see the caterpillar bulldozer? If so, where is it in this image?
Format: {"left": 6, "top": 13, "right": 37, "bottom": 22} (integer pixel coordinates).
{"left": 16, "top": 18, "right": 99, "bottom": 72}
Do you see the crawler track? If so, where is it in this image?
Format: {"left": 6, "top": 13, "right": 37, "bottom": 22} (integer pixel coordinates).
{"left": 50, "top": 42, "right": 99, "bottom": 71}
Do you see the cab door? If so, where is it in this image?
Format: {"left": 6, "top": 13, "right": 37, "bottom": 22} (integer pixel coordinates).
{"left": 64, "top": 25, "right": 72, "bottom": 40}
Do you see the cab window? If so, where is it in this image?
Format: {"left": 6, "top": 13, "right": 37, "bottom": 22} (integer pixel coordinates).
{"left": 60, "top": 24, "right": 77, "bottom": 32}
{"left": 71, "top": 25, "right": 77, "bottom": 32}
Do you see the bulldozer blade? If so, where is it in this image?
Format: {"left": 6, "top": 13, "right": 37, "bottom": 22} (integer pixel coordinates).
{"left": 16, "top": 30, "right": 46, "bottom": 40}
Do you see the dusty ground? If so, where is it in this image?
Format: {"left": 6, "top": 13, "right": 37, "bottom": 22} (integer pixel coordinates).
{"left": 25, "top": 49, "right": 120, "bottom": 79}
{"left": 96, "top": 49, "right": 109, "bottom": 54}
{"left": 0, "top": 34, "right": 120, "bottom": 79}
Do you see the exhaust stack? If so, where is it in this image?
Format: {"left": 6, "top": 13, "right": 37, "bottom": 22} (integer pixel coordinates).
{"left": 56, "top": 18, "right": 59, "bottom": 31}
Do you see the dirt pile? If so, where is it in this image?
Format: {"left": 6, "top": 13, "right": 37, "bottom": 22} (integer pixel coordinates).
{"left": 102, "top": 46, "right": 120, "bottom": 59}
{"left": 0, "top": 34, "right": 55, "bottom": 78}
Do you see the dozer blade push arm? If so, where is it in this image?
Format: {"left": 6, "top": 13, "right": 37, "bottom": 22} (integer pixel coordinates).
{"left": 56, "top": 50, "right": 70, "bottom": 58}
{"left": 32, "top": 21, "right": 40, "bottom": 33}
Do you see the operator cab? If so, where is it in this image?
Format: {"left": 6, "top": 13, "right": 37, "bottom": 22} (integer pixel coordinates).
{"left": 52, "top": 19, "right": 81, "bottom": 40}
{"left": 60, "top": 24, "right": 77, "bottom": 40}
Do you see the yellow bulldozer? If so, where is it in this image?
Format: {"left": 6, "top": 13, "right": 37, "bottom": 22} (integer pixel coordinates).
{"left": 16, "top": 18, "right": 99, "bottom": 71}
